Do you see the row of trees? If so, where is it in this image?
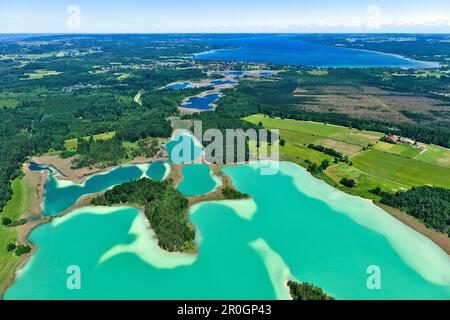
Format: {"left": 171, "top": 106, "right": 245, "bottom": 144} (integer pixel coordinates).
{"left": 307, "top": 144, "right": 343, "bottom": 159}
{"left": 306, "top": 159, "right": 330, "bottom": 175}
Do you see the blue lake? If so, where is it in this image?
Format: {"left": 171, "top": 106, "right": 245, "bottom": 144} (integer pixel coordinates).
{"left": 165, "top": 82, "right": 191, "bottom": 90}
{"left": 217, "top": 71, "right": 247, "bottom": 77}
{"left": 195, "top": 35, "right": 439, "bottom": 68}
{"left": 181, "top": 93, "right": 221, "bottom": 110}
{"left": 211, "top": 79, "right": 238, "bottom": 86}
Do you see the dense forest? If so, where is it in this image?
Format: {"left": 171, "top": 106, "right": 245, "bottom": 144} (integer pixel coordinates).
{"left": 287, "top": 281, "right": 335, "bottom": 300}
{"left": 0, "top": 34, "right": 212, "bottom": 213}
{"left": 373, "top": 186, "right": 450, "bottom": 234}
{"left": 73, "top": 138, "right": 126, "bottom": 169}
{"left": 92, "top": 178, "right": 195, "bottom": 252}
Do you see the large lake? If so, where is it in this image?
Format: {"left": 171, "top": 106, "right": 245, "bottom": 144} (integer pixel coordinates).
{"left": 194, "top": 35, "right": 439, "bottom": 68}
{"left": 5, "top": 159, "right": 450, "bottom": 299}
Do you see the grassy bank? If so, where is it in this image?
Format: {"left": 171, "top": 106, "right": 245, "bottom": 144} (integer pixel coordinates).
{"left": 243, "top": 114, "right": 450, "bottom": 250}
{"left": 0, "top": 178, "right": 33, "bottom": 294}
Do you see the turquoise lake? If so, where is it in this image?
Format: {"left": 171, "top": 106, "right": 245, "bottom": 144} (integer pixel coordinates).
{"left": 177, "top": 164, "right": 221, "bottom": 197}
{"left": 165, "top": 131, "right": 203, "bottom": 164}
{"left": 5, "top": 161, "right": 450, "bottom": 299}
{"left": 31, "top": 162, "right": 167, "bottom": 217}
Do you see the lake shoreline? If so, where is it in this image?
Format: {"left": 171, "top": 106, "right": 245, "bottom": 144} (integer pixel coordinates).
{"left": 375, "top": 202, "right": 450, "bottom": 255}
{"left": 3, "top": 154, "right": 448, "bottom": 299}
{"left": 291, "top": 158, "right": 450, "bottom": 256}
{"left": 31, "top": 151, "right": 169, "bottom": 185}
{"left": 2, "top": 159, "right": 242, "bottom": 298}
{"left": 193, "top": 35, "right": 441, "bottom": 69}
{"left": 0, "top": 165, "right": 50, "bottom": 299}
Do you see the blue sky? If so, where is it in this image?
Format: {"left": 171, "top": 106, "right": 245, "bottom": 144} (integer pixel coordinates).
{"left": 1, "top": 0, "right": 449, "bottom": 33}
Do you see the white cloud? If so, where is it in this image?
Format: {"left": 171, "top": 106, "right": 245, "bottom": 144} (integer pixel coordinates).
{"left": 366, "top": 5, "right": 382, "bottom": 30}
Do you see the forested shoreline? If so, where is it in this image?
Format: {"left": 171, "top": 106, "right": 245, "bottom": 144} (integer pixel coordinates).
{"left": 373, "top": 186, "right": 450, "bottom": 235}
{"left": 92, "top": 178, "right": 196, "bottom": 252}
{"left": 287, "top": 281, "right": 335, "bottom": 300}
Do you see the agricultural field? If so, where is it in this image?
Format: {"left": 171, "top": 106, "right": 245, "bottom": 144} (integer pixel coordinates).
{"left": 244, "top": 115, "right": 450, "bottom": 197}
{"left": 0, "top": 178, "right": 32, "bottom": 221}
{"left": 393, "top": 69, "right": 450, "bottom": 79}
{"left": 0, "top": 225, "right": 19, "bottom": 294}
{"left": 325, "top": 163, "right": 409, "bottom": 199}
{"left": 248, "top": 139, "right": 334, "bottom": 166}
{"left": 244, "top": 114, "right": 382, "bottom": 157}
{"left": 373, "top": 141, "right": 450, "bottom": 168}
{"left": 21, "top": 69, "right": 62, "bottom": 80}
{"left": 306, "top": 69, "right": 329, "bottom": 76}
{"left": 414, "top": 144, "right": 450, "bottom": 167}
{"left": 280, "top": 143, "right": 334, "bottom": 166}
{"left": 373, "top": 141, "right": 422, "bottom": 159}
{"left": 0, "top": 91, "right": 41, "bottom": 109}
{"left": 64, "top": 132, "right": 116, "bottom": 151}
{"left": 114, "top": 73, "right": 135, "bottom": 81}
{"left": 352, "top": 149, "right": 450, "bottom": 189}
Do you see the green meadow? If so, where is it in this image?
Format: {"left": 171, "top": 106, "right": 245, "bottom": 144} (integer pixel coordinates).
{"left": 325, "top": 163, "right": 409, "bottom": 199}
{"left": 0, "top": 178, "right": 32, "bottom": 221}
{"left": 64, "top": 132, "right": 116, "bottom": 151}
{"left": 373, "top": 141, "right": 422, "bottom": 159}
{"left": 244, "top": 114, "right": 382, "bottom": 157}
{"left": 352, "top": 149, "right": 450, "bottom": 189}
{"left": 0, "top": 178, "right": 33, "bottom": 294}
{"left": 279, "top": 143, "right": 334, "bottom": 166}
{"left": 244, "top": 114, "right": 383, "bottom": 146}
{"left": 243, "top": 114, "right": 450, "bottom": 197}
{"left": 414, "top": 144, "right": 450, "bottom": 167}
{"left": 373, "top": 141, "right": 450, "bottom": 168}
{"left": 21, "top": 70, "right": 62, "bottom": 80}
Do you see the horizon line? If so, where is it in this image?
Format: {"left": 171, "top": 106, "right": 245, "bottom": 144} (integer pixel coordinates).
{"left": 1, "top": 32, "right": 450, "bottom": 35}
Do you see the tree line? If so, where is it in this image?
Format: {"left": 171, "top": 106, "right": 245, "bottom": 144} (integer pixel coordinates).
{"left": 372, "top": 186, "right": 450, "bottom": 235}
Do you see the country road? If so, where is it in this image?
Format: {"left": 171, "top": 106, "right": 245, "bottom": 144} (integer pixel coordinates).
{"left": 134, "top": 89, "right": 144, "bottom": 106}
